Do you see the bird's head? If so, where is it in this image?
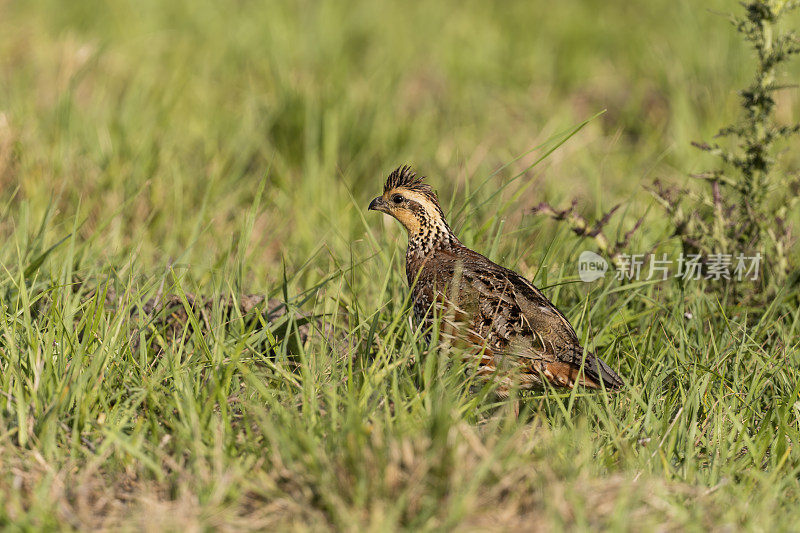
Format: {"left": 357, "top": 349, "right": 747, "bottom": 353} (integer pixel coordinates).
{"left": 369, "top": 166, "right": 458, "bottom": 251}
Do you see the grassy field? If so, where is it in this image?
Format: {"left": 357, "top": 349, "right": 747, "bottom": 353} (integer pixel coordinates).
{"left": 2, "top": 0, "right": 800, "bottom": 529}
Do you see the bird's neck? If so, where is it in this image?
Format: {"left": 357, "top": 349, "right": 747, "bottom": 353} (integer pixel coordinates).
{"left": 405, "top": 217, "right": 460, "bottom": 268}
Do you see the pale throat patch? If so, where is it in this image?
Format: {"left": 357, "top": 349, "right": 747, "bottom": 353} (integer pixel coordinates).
{"left": 392, "top": 209, "right": 422, "bottom": 233}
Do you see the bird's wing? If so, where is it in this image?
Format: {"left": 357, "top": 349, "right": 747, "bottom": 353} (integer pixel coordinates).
{"left": 427, "top": 247, "right": 623, "bottom": 389}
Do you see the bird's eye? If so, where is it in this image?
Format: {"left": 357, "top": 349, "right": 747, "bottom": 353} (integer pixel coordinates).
{"left": 391, "top": 194, "right": 404, "bottom": 204}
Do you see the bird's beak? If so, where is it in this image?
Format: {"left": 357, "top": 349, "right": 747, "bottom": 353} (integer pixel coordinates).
{"left": 368, "top": 196, "right": 388, "bottom": 213}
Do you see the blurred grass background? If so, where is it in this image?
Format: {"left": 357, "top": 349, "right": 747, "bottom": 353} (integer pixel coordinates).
{"left": 1, "top": 0, "right": 799, "bottom": 529}
{"left": 7, "top": 0, "right": 797, "bottom": 277}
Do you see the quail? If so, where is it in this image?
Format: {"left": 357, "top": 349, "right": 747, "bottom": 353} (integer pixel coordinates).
{"left": 368, "top": 166, "right": 623, "bottom": 393}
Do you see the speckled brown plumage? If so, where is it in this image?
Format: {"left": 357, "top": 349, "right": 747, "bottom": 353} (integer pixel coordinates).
{"left": 369, "top": 166, "right": 623, "bottom": 393}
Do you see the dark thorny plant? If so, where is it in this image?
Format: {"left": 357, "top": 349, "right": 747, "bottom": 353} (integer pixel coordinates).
{"left": 534, "top": 0, "right": 800, "bottom": 300}
{"left": 650, "top": 0, "right": 800, "bottom": 296}
{"left": 530, "top": 199, "right": 645, "bottom": 266}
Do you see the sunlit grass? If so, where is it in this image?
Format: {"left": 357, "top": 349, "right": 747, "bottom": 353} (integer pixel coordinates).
{"left": 1, "top": 0, "right": 799, "bottom": 529}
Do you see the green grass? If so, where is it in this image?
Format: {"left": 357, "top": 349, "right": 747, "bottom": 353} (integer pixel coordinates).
{"left": 1, "top": 0, "right": 800, "bottom": 529}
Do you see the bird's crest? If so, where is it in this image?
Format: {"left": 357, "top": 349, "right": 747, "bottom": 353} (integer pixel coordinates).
{"left": 383, "top": 165, "right": 432, "bottom": 195}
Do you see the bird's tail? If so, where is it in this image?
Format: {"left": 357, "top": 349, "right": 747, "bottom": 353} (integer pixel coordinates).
{"left": 583, "top": 352, "right": 624, "bottom": 389}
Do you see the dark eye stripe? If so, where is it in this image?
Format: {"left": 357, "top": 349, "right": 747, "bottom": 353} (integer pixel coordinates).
{"left": 407, "top": 201, "right": 426, "bottom": 214}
